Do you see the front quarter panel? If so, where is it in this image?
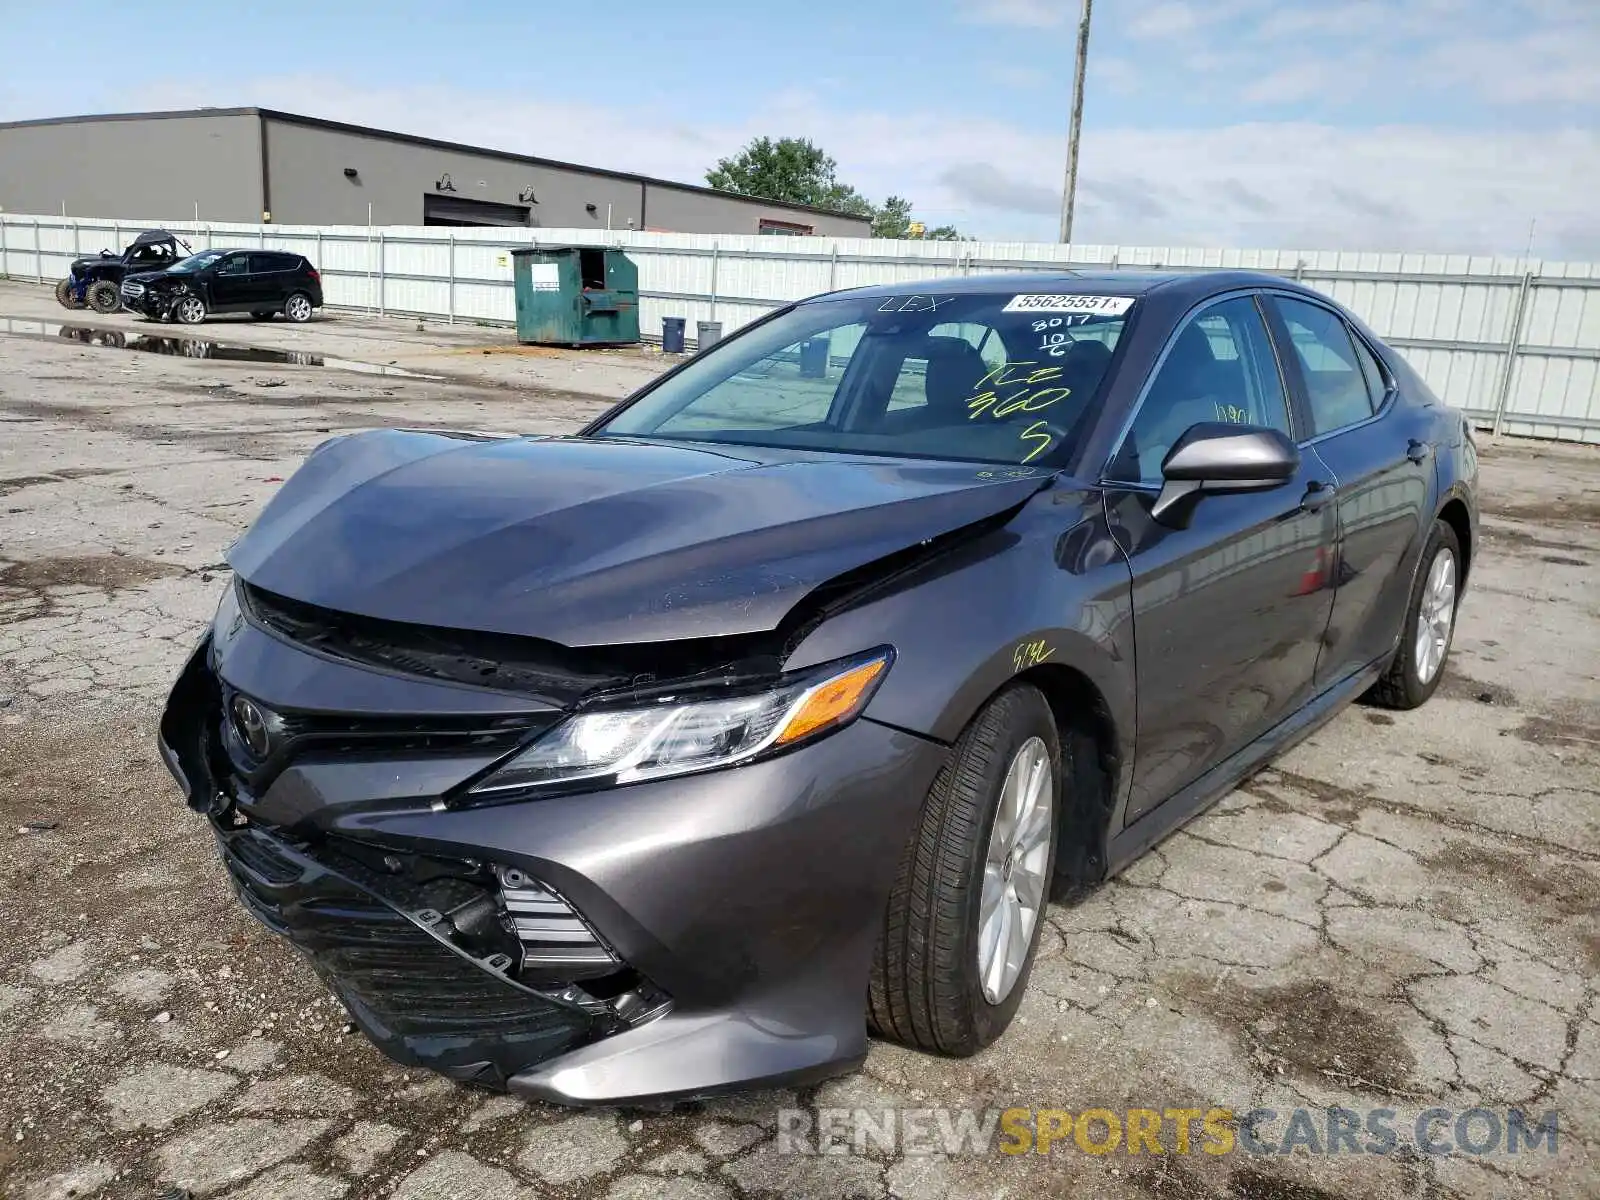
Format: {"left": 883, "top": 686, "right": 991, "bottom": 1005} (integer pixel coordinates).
{"left": 784, "top": 480, "right": 1135, "bottom": 767}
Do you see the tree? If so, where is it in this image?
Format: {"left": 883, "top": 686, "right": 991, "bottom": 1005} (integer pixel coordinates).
{"left": 707, "top": 139, "right": 961, "bottom": 239}
{"left": 705, "top": 137, "right": 872, "bottom": 218}
{"left": 871, "top": 195, "right": 963, "bottom": 241}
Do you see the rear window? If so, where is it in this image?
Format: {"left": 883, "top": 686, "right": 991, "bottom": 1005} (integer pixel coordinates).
{"left": 597, "top": 291, "right": 1135, "bottom": 466}
{"left": 250, "top": 253, "right": 301, "bottom": 272}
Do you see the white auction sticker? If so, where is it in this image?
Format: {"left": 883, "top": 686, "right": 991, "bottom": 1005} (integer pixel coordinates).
{"left": 1002, "top": 293, "right": 1135, "bottom": 315}
{"left": 529, "top": 263, "right": 560, "bottom": 291}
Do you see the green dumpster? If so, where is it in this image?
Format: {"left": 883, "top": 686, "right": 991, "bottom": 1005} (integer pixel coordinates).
{"left": 511, "top": 246, "right": 640, "bottom": 347}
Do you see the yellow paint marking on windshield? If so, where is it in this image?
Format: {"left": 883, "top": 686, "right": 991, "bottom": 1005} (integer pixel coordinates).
{"left": 966, "top": 363, "right": 1072, "bottom": 422}
{"left": 1019, "top": 421, "right": 1054, "bottom": 462}
{"left": 1213, "top": 402, "right": 1250, "bottom": 423}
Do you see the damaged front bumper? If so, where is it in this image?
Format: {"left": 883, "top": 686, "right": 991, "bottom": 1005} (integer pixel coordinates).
{"left": 158, "top": 601, "right": 946, "bottom": 1104}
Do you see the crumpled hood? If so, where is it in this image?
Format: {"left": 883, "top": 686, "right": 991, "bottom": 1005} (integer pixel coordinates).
{"left": 227, "top": 429, "right": 1047, "bottom": 647}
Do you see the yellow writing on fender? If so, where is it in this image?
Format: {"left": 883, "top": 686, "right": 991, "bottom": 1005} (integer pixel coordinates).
{"left": 998, "top": 1107, "right": 1236, "bottom": 1155}
{"left": 1013, "top": 639, "right": 1055, "bottom": 671}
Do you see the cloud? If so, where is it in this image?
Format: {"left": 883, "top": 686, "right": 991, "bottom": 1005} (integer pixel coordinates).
{"left": 1128, "top": 2, "right": 1210, "bottom": 39}
{"left": 958, "top": 0, "right": 1075, "bottom": 28}
{"left": 1239, "top": 61, "right": 1338, "bottom": 106}
{"left": 938, "top": 163, "right": 1061, "bottom": 215}
{"left": 27, "top": 74, "right": 1600, "bottom": 259}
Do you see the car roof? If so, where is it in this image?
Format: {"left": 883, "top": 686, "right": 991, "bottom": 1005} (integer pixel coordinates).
{"left": 132, "top": 229, "right": 182, "bottom": 245}
{"left": 820, "top": 269, "right": 1297, "bottom": 304}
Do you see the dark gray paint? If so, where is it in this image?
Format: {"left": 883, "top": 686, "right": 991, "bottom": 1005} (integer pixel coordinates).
{"left": 159, "top": 268, "right": 1479, "bottom": 1105}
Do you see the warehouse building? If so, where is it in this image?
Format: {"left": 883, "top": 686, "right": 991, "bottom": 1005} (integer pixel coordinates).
{"left": 0, "top": 108, "right": 871, "bottom": 237}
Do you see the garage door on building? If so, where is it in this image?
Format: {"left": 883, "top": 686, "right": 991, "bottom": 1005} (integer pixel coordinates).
{"left": 423, "top": 194, "right": 533, "bottom": 227}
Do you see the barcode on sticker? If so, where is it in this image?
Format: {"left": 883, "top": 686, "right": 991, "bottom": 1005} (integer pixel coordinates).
{"left": 1002, "top": 294, "right": 1135, "bottom": 315}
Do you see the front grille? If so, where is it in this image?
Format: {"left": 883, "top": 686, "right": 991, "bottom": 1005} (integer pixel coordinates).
{"left": 121, "top": 281, "right": 144, "bottom": 297}
{"left": 216, "top": 682, "right": 552, "bottom": 794}
{"left": 217, "top": 823, "right": 600, "bottom": 1086}
{"left": 239, "top": 582, "right": 624, "bottom": 702}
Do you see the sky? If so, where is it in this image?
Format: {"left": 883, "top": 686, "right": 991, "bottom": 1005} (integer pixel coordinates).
{"left": 1, "top": 0, "right": 1597, "bottom": 257}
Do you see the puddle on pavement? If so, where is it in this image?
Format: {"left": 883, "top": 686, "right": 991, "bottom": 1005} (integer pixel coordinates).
{"left": 0, "top": 317, "right": 441, "bottom": 379}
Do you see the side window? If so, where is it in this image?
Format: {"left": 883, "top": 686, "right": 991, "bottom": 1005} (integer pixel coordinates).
{"left": 1108, "top": 296, "right": 1291, "bottom": 484}
{"left": 215, "top": 254, "right": 250, "bottom": 277}
{"left": 1349, "top": 332, "right": 1389, "bottom": 407}
{"left": 1274, "top": 297, "right": 1377, "bottom": 436}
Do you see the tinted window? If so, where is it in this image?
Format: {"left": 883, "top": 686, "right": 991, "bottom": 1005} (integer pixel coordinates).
{"left": 214, "top": 255, "right": 250, "bottom": 277}
{"left": 1349, "top": 332, "right": 1388, "bottom": 405}
{"left": 1274, "top": 297, "right": 1376, "bottom": 435}
{"left": 599, "top": 292, "right": 1134, "bottom": 466}
{"left": 251, "top": 253, "right": 299, "bottom": 273}
{"left": 1108, "top": 296, "right": 1290, "bottom": 484}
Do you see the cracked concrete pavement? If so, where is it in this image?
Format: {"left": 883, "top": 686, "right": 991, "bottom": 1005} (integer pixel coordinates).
{"left": 1, "top": 281, "right": 1597, "bottom": 1199}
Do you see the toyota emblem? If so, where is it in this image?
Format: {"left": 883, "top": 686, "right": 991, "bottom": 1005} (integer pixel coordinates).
{"left": 230, "top": 695, "right": 272, "bottom": 758}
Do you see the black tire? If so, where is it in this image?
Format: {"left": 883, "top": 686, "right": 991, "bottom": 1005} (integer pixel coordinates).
{"left": 283, "top": 292, "right": 314, "bottom": 323}
{"left": 55, "top": 278, "right": 84, "bottom": 309}
{"left": 1365, "top": 519, "right": 1463, "bottom": 710}
{"left": 172, "top": 293, "right": 207, "bottom": 325}
{"left": 250, "top": 310, "right": 276, "bottom": 320}
{"left": 868, "top": 684, "right": 1060, "bottom": 1056}
{"left": 86, "top": 280, "right": 121, "bottom": 314}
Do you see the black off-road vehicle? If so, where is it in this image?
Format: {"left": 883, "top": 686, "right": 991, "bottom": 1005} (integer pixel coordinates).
{"left": 56, "top": 229, "right": 192, "bottom": 313}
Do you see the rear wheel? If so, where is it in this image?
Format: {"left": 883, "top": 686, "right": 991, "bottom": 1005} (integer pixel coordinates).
{"left": 55, "top": 278, "right": 84, "bottom": 309}
{"left": 172, "top": 294, "right": 207, "bottom": 325}
{"left": 86, "top": 280, "right": 121, "bottom": 314}
{"left": 1366, "top": 519, "right": 1462, "bottom": 710}
{"left": 283, "top": 292, "right": 313, "bottom": 323}
{"left": 868, "top": 684, "right": 1059, "bottom": 1055}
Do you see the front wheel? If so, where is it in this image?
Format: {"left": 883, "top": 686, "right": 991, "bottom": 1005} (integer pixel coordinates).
{"left": 86, "top": 280, "right": 121, "bottom": 314}
{"left": 55, "top": 278, "right": 85, "bottom": 309}
{"left": 868, "top": 684, "right": 1059, "bottom": 1056}
{"left": 1365, "top": 519, "right": 1462, "bottom": 710}
{"left": 172, "top": 294, "right": 207, "bottom": 325}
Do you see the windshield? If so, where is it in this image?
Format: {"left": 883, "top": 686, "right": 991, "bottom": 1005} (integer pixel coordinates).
{"left": 595, "top": 291, "right": 1134, "bottom": 466}
{"left": 169, "top": 251, "right": 224, "bottom": 274}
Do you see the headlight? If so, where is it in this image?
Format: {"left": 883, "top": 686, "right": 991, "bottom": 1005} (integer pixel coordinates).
{"left": 463, "top": 649, "right": 893, "bottom": 801}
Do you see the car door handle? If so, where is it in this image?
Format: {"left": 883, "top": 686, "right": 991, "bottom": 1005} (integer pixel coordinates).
{"left": 1407, "top": 439, "right": 1432, "bottom": 464}
{"left": 1300, "top": 480, "right": 1337, "bottom": 512}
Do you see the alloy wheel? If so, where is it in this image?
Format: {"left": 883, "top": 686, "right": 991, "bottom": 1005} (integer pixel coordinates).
{"left": 977, "top": 735, "right": 1054, "bottom": 1005}
{"left": 286, "top": 295, "right": 311, "bottom": 322}
{"left": 1414, "top": 549, "right": 1457, "bottom": 685}
{"left": 175, "top": 297, "right": 205, "bottom": 325}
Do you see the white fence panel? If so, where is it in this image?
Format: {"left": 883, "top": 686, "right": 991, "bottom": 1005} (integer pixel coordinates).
{"left": 3, "top": 212, "right": 1598, "bottom": 442}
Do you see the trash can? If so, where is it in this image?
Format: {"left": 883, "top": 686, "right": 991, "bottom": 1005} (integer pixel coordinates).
{"left": 661, "top": 316, "right": 686, "bottom": 354}
{"left": 511, "top": 246, "right": 640, "bottom": 347}
{"left": 697, "top": 321, "right": 723, "bottom": 351}
{"left": 799, "top": 337, "right": 830, "bottom": 378}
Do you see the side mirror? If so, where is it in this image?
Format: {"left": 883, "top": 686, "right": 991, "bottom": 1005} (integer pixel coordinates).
{"left": 1151, "top": 422, "right": 1299, "bottom": 523}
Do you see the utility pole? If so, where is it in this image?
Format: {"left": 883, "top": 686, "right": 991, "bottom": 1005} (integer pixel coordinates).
{"left": 1059, "top": 0, "right": 1093, "bottom": 245}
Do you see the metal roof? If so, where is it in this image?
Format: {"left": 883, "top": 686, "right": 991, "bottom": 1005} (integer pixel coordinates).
{"left": 0, "top": 108, "right": 872, "bottom": 224}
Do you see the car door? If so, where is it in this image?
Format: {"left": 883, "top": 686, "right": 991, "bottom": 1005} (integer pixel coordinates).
{"left": 1263, "top": 296, "right": 1432, "bottom": 687}
{"left": 250, "top": 253, "right": 296, "bottom": 308}
{"left": 207, "top": 253, "right": 254, "bottom": 312}
{"left": 1102, "top": 293, "right": 1339, "bottom": 822}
